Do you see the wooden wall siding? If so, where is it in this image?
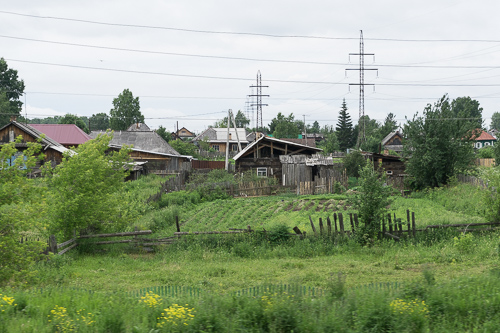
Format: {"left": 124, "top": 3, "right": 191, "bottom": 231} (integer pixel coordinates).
{"left": 0, "top": 124, "right": 38, "bottom": 143}
{"left": 192, "top": 160, "right": 225, "bottom": 170}
{"left": 210, "top": 143, "right": 227, "bottom": 152}
{"left": 281, "top": 162, "right": 313, "bottom": 186}
{"left": 236, "top": 157, "right": 283, "bottom": 179}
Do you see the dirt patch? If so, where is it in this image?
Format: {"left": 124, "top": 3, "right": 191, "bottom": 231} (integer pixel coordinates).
{"left": 303, "top": 201, "right": 315, "bottom": 211}
{"left": 284, "top": 202, "right": 295, "bottom": 211}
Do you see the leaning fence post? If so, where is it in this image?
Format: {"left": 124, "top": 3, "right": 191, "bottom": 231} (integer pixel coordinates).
{"left": 309, "top": 216, "right": 317, "bottom": 235}
{"left": 49, "top": 234, "right": 58, "bottom": 254}
{"left": 176, "top": 216, "right": 181, "bottom": 233}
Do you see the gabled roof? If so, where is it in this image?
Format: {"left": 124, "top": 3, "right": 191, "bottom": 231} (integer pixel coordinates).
{"left": 233, "top": 135, "right": 322, "bottom": 161}
{"left": 0, "top": 121, "right": 70, "bottom": 153}
{"left": 127, "top": 123, "right": 151, "bottom": 131}
{"left": 381, "top": 131, "right": 403, "bottom": 146}
{"left": 194, "top": 127, "right": 249, "bottom": 143}
{"left": 30, "top": 124, "right": 92, "bottom": 146}
{"left": 90, "top": 130, "right": 180, "bottom": 156}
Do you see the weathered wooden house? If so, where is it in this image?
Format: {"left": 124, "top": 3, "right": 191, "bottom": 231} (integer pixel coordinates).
{"left": 233, "top": 135, "right": 322, "bottom": 180}
{"left": 381, "top": 131, "right": 403, "bottom": 155}
{"left": 0, "top": 120, "right": 71, "bottom": 170}
{"left": 90, "top": 123, "right": 192, "bottom": 175}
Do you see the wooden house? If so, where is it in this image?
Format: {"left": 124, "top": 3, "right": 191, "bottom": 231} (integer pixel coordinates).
{"left": 233, "top": 135, "right": 322, "bottom": 180}
{"left": 381, "top": 131, "right": 403, "bottom": 154}
{"left": 0, "top": 120, "right": 71, "bottom": 170}
{"left": 90, "top": 123, "right": 192, "bottom": 175}
{"left": 193, "top": 127, "right": 249, "bottom": 153}
{"left": 175, "top": 127, "right": 196, "bottom": 140}
{"left": 473, "top": 129, "right": 496, "bottom": 149}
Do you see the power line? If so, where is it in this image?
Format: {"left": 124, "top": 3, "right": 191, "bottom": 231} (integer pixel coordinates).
{"left": 3, "top": 35, "right": 500, "bottom": 69}
{"left": 7, "top": 58, "right": 500, "bottom": 87}
{"left": 3, "top": 10, "right": 500, "bottom": 43}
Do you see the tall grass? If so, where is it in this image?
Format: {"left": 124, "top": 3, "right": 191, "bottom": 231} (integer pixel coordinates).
{"left": 4, "top": 269, "right": 500, "bottom": 332}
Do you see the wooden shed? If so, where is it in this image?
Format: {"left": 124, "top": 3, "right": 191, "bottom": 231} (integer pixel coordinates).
{"left": 280, "top": 154, "right": 346, "bottom": 186}
{"left": 233, "top": 135, "right": 322, "bottom": 180}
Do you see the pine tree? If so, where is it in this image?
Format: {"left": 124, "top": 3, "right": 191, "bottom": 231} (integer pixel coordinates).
{"left": 335, "top": 99, "right": 354, "bottom": 151}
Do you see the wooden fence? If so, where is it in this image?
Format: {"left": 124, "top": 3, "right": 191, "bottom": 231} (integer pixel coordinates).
{"left": 475, "top": 158, "right": 495, "bottom": 167}
{"left": 297, "top": 176, "right": 347, "bottom": 195}
{"left": 457, "top": 174, "right": 488, "bottom": 188}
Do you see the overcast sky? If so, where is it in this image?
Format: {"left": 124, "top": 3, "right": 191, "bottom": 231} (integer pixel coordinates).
{"left": 2, "top": 1, "right": 500, "bottom": 133}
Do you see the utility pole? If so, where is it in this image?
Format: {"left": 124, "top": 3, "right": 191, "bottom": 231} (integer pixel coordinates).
{"left": 303, "top": 114, "right": 307, "bottom": 146}
{"left": 248, "top": 70, "right": 269, "bottom": 133}
{"left": 225, "top": 109, "right": 231, "bottom": 171}
{"left": 346, "top": 30, "right": 377, "bottom": 148}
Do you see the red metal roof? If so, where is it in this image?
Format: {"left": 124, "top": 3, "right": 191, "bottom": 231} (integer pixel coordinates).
{"left": 30, "top": 124, "right": 92, "bottom": 146}
{"left": 474, "top": 129, "right": 496, "bottom": 141}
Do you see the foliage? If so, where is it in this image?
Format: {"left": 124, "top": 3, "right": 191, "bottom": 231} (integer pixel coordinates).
{"left": 0, "top": 58, "right": 25, "bottom": 127}
{"left": 350, "top": 160, "right": 394, "bottom": 241}
{"left": 451, "top": 96, "right": 483, "bottom": 128}
{"left": 481, "top": 168, "right": 500, "bottom": 222}
{"left": 0, "top": 137, "right": 48, "bottom": 285}
{"left": 403, "top": 94, "right": 477, "bottom": 189}
{"left": 491, "top": 111, "right": 500, "bottom": 131}
{"left": 336, "top": 99, "right": 354, "bottom": 151}
{"left": 109, "top": 88, "right": 144, "bottom": 130}
{"left": 89, "top": 112, "right": 110, "bottom": 131}
{"left": 58, "top": 113, "right": 89, "bottom": 134}
{"left": 214, "top": 110, "right": 250, "bottom": 128}
{"left": 169, "top": 139, "right": 197, "bottom": 156}
{"left": 155, "top": 125, "right": 171, "bottom": 142}
{"left": 319, "top": 132, "right": 340, "bottom": 154}
{"left": 48, "top": 132, "right": 133, "bottom": 238}
{"left": 269, "top": 112, "right": 301, "bottom": 138}
{"left": 343, "top": 150, "right": 366, "bottom": 178}
{"left": 477, "top": 145, "right": 494, "bottom": 158}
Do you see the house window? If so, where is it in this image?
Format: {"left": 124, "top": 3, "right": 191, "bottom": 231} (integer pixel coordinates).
{"left": 485, "top": 142, "right": 491, "bottom": 146}
{"left": 476, "top": 142, "right": 482, "bottom": 149}
{"left": 231, "top": 144, "right": 238, "bottom": 152}
{"left": 212, "top": 144, "right": 220, "bottom": 151}
{"left": 257, "top": 167, "right": 267, "bottom": 177}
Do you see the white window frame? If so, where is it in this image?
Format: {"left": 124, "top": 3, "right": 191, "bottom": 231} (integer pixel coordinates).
{"left": 476, "top": 142, "right": 482, "bottom": 149}
{"left": 257, "top": 167, "right": 267, "bottom": 177}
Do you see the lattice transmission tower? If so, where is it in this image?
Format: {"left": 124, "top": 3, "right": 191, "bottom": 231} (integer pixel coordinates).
{"left": 346, "top": 30, "right": 377, "bottom": 148}
{"left": 248, "top": 70, "right": 269, "bottom": 132}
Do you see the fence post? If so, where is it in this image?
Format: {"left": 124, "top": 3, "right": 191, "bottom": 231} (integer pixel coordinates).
{"left": 338, "top": 213, "right": 345, "bottom": 236}
{"left": 388, "top": 214, "right": 393, "bottom": 234}
{"left": 49, "top": 234, "right": 58, "bottom": 254}
{"left": 354, "top": 214, "right": 359, "bottom": 228}
{"left": 406, "top": 209, "right": 411, "bottom": 236}
{"left": 176, "top": 216, "right": 181, "bottom": 233}
{"left": 333, "top": 213, "right": 338, "bottom": 234}
{"left": 326, "top": 217, "right": 332, "bottom": 236}
{"left": 349, "top": 213, "right": 355, "bottom": 234}
{"left": 309, "top": 216, "right": 317, "bottom": 235}
{"left": 319, "top": 218, "right": 324, "bottom": 235}
{"left": 412, "top": 212, "right": 416, "bottom": 238}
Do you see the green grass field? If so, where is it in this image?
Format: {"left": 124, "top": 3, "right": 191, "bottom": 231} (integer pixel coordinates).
{"left": 3, "top": 177, "right": 499, "bottom": 332}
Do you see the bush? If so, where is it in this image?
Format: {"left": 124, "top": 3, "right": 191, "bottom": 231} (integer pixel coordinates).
{"left": 344, "top": 150, "right": 366, "bottom": 178}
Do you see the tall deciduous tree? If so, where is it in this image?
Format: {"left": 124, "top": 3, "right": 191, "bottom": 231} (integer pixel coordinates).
{"left": 89, "top": 112, "right": 110, "bottom": 131}
{"left": 0, "top": 58, "right": 25, "bottom": 127}
{"left": 214, "top": 110, "right": 250, "bottom": 128}
{"left": 269, "top": 113, "right": 300, "bottom": 138}
{"left": 336, "top": 99, "right": 354, "bottom": 151}
{"left": 155, "top": 125, "right": 171, "bottom": 142}
{"left": 59, "top": 113, "right": 89, "bottom": 134}
{"left": 110, "top": 89, "right": 144, "bottom": 130}
{"left": 49, "top": 133, "right": 132, "bottom": 238}
{"left": 403, "top": 95, "right": 477, "bottom": 189}
{"left": 491, "top": 112, "right": 500, "bottom": 131}
{"left": 451, "top": 96, "right": 483, "bottom": 129}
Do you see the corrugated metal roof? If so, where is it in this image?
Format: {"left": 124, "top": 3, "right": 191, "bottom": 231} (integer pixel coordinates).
{"left": 193, "top": 127, "right": 249, "bottom": 143}
{"left": 30, "top": 124, "right": 92, "bottom": 145}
